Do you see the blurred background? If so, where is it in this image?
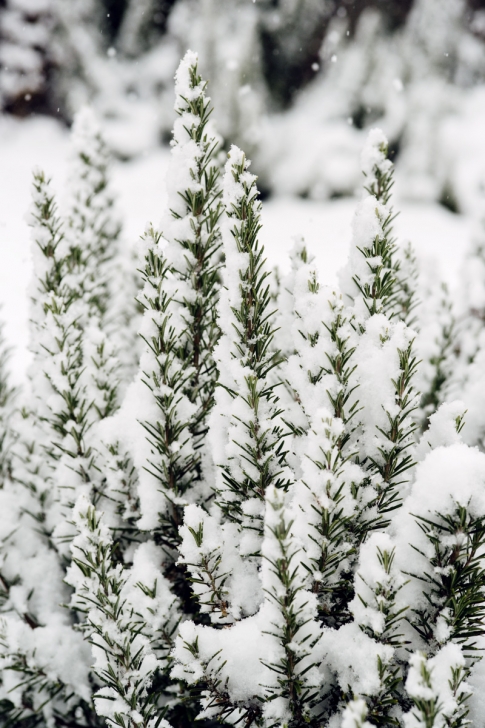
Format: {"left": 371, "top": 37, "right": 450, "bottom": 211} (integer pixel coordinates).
{"left": 3, "top": 0, "right": 485, "bottom": 207}
{"left": 0, "top": 0, "right": 484, "bottom": 377}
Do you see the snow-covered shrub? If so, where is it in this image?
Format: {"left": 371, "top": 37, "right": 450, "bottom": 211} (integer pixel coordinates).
{"left": 3, "top": 50, "right": 485, "bottom": 728}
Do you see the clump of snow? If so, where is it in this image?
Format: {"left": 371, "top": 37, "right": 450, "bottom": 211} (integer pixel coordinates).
{"left": 403, "top": 443, "right": 485, "bottom": 518}
{"left": 415, "top": 400, "right": 465, "bottom": 460}
{"left": 172, "top": 613, "right": 274, "bottom": 709}
{"left": 321, "top": 622, "right": 393, "bottom": 696}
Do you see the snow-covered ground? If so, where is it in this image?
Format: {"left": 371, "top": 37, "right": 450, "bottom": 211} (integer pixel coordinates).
{"left": 0, "top": 116, "right": 472, "bottom": 384}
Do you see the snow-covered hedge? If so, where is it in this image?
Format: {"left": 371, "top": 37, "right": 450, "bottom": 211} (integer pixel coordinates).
{"left": 2, "top": 50, "right": 485, "bottom": 728}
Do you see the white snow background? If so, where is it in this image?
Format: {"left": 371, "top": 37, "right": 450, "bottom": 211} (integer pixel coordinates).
{"left": 0, "top": 114, "right": 471, "bottom": 385}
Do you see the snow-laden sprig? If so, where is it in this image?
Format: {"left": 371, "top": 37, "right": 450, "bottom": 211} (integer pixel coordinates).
{"left": 95, "top": 434, "right": 140, "bottom": 532}
{"left": 12, "top": 169, "right": 81, "bottom": 522}
{"left": 66, "top": 107, "right": 139, "bottom": 387}
{"left": 83, "top": 323, "right": 120, "bottom": 422}
{"left": 341, "top": 128, "right": 397, "bottom": 322}
{"left": 340, "top": 130, "right": 420, "bottom": 519}
{"left": 320, "top": 620, "right": 394, "bottom": 717}
{"left": 273, "top": 237, "right": 315, "bottom": 363}
{"left": 63, "top": 113, "right": 140, "bottom": 550}
{"left": 350, "top": 533, "right": 407, "bottom": 646}
{"left": 277, "top": 241, "right": 330, "bottom": 465}
{"left": 351, "top": 315, "right": 419, "bottom": 519}
{"left": 178, "top": 505, "right": 233, "bottom": 623}
{"left": 391, "top": 439, "right": 485, "bottom": 728}
{"left": 361, "top": 128, "right": 394, "bottom": 206}
{"left": 274, "top": 251, "right": 368, "bottom": 624}
{"left": 19, "top": 144, "right": 122, "bottom": 533}
{"left": 403, "top": 646, "right": 471, "bottom": 728}
{"left": 0, "top": 318, "right": 17, "bottom": 485}
{"left": 31, "top": 165, "right": 106, "bottom": 533}
{"left": 442, "top": 210, "right": 485, "bottom": 448}
{"left": 418, "top": 282, "right": 457, "bottom": 431}
{"left": 342, "top": 128, "right": 421, "bottom": 331}
{"left": 360, "top": 128, "right": 419, "bottom": 326}
{"left": 133, "top": 51, "right": 223, "bottom": 545}
{"left": 348, "top": 533, "right": 408, "bottom": 725}
{"left": 212, "top": 145, "right": 292, "bottom": 543}
{"left": 178, "top": 504, "right": 260, "bottom": 623}
{"left": 163, "top": 48, "right": 223, "bottom": 476}
{"left": 292, "top": 409, "right": 368, "bottom": 627}
{"left": 29, "top": 167, "right": 66, "bottom": 301}
{"left": 275, "top": 241, "right": 366, "bottom": 606}
{"left": 320, "top": 290, "right": 360, "bottom": 440}
{"left": 260, "top": 485, "right": 322, "bottom": 727}
{"left": 134, "top": 226, "right": 200, "bottom": 545}
{"left": 66, "top": 106, "right": 121, "bottom": 322}
{"left": 276, "top": 241, "right": 356, "bottom": 467}
{"left": 67, "top": 494, "right": 179, "bottom": 728}
{"left": 172, "top": 145, "right": 296, "bottom": 725}
{"left": 392, "top": 242, "right": 421, "bottom": 328}
{"left": 64, "top": 106, "right": 123, "bottom": 449}
{"left": 453, "top": 214, "right": 485, "bottom": 394}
